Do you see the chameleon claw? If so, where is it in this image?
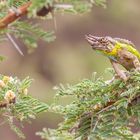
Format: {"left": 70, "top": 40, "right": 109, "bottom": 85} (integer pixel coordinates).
{"left": 105, "top": 76, "right": 116, "bottom": 84}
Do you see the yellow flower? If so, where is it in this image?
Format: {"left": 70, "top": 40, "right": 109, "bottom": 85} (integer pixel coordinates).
{"left": 3, "top": 76, "right": 10, "bottom": 84}
{"left": 4, "top": 90, "right": 16, "bottom": 103}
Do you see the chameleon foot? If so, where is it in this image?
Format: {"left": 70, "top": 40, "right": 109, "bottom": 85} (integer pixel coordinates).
{"left": 105, "top": 76, "right": 115, "bottom": 84}
{"left": 118, "top": 71, "right": 129, "bottom": 81}
{"left": 105, "top": 71, "right": 129, "bottom": 84}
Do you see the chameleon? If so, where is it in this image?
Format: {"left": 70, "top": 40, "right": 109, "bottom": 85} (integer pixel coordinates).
{"left": 85, "top": 34, "right": 140, "bottom": 81}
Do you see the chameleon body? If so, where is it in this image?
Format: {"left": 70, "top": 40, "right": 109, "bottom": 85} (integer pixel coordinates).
{"left": 85, "top": 34, "right": 140, "bottom": 81}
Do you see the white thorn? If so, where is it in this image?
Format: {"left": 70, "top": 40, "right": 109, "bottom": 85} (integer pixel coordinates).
{"left": 6, "top": 33, "right": 24, "bottom": 56}
{"left": 54, "top": 4, "right": 73, "bottom": 9}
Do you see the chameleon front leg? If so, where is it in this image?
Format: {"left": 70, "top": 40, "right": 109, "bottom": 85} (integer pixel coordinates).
{"left": 110, "top": 60, "right": 128, "bottom": 81}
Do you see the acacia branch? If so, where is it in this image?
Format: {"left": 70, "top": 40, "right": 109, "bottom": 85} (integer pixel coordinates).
{"left": 0, "top": 1, "right": 32, "bottom": 29}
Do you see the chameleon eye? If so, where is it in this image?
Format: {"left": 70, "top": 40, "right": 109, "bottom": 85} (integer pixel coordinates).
{"left": 101, "top": 38, "right": 108, "bottom": 43}
{"left": 101, "top": 38, "right": 105, "bottom": 41}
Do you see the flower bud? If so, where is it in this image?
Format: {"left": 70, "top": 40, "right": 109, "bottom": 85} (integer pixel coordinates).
{"left": 0, "top": 80, "right": 6, "bottom": 88}
{"left": 4, "top": 90, "right": 16, "bottom": 104}
{"left": 3, "top": 76, "right": 10, "bottom": 84}
{"left": 93, "top": 103, "right": 102, "bottom": 110}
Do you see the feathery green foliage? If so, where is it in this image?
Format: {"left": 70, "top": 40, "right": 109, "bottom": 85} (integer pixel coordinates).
{"left": 10, "top": 21, "right": 55, "bottom": 52}
{"left": 1, "top": 0, "right": 140, "bottom": 140}
{"left": 0, "top": 0, "right": 117, "bottom": 139}
{"left": 37, "top": 69, "right": 140, "bottom": 140}
{"left": 0, "top": 0, "right": 106, "bottom": 55}
{"left": 0, "top": 75, "right": 48, "bottom": 138}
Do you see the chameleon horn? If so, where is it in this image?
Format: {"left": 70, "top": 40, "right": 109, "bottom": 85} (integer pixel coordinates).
{"left": 85, "top": 34, "right": 99, "bottom": 46}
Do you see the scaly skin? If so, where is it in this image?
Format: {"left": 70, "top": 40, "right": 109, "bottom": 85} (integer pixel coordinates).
{"left": 85, "top": 34, "right": 140, "bottom": 81}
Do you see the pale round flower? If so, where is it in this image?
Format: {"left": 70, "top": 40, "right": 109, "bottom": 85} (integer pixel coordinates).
{"left": 0, "top": 80, "right": 6, "bottom": 88}
{"left": 9, "top": 76, "right": 14, "bottom": 82}
{"left": 4, "top": 90, "right": 16, "bottom": 103}
{"left": 0, "top": 1, "right": 6, "bottom": 7}
{"left": 93, "top": 103, "right": 102, "bottom": 110}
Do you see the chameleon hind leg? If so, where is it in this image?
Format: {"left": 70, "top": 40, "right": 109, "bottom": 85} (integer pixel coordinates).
{"left": 110, "top": 60, "right": 128, "bottom": 81}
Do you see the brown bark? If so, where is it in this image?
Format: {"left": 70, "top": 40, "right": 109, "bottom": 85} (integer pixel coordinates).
{"left": 0, "top": 1, "right": 32, "bottom": 29}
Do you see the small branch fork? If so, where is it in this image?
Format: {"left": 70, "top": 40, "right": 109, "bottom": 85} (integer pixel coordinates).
{"left": 0, "top": 1, "right": 31, "bottom": 55}
{"left": 0, "top": 2, "right": 74, "bottom": 29}
{"left": 0, "top": 1, "right": 73, "bottom": 55}
{"left": 0, "top": 1, "right": 32, "bottom": 29}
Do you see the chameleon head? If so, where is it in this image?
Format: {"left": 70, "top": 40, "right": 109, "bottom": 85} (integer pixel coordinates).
{"left": 85, "top": 34, "right": 115, "bottom": 53}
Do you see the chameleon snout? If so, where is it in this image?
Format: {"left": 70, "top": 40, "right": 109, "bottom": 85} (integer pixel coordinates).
{"left": 85, "top": 34, "right": 101, "bottom": 48}
{"left": 85, "top": 34, "right": 100, "bottom": 45}
{"left": 85, "top": 34, "right": 106, "bottom": 50}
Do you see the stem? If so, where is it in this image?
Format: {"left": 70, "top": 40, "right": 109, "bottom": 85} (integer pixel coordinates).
{"left": 0, "top": 2, "right": 31, "bottom": 29}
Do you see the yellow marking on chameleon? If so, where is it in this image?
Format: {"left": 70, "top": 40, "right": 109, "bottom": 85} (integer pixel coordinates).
{"left": 125, "top": 45, "right": 140, "bottom": 59}
{"left": 104, "top": 42, "right": 140, "bottom": 59}
{"left": 118, "top": 42, "right": 140, "bottom": 59}
{"left": 104, "top": 43, "right": 121, "bottom": 56}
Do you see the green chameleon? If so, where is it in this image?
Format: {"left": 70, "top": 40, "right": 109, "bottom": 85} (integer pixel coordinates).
{"left": 85, "top": 34, "right": 140, "bottom": 81}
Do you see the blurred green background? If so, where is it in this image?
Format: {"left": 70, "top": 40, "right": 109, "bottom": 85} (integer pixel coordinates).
{"left": 1, "top": 0, "right": 140, "bottom": 139}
